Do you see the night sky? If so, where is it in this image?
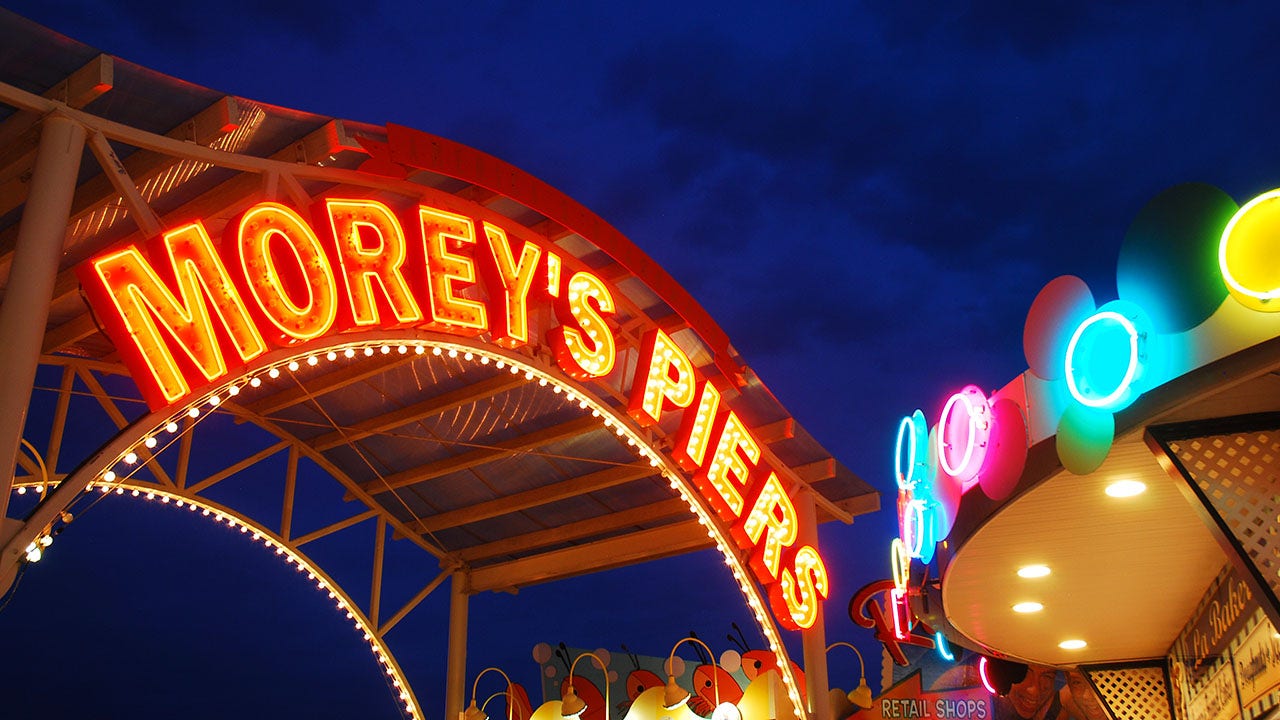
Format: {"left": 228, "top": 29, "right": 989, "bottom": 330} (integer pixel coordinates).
{"left": 4, "top": 2, "right": 1280, "bottom": 718}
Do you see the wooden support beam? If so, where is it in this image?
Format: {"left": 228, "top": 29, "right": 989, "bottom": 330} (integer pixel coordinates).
{"left": 402, "top": 462, "right": 655, "bottom": 534}
{"left": 357, "top": 414, "right": 601, "bottom": 496}
{"left": 794, "top": 458, "right": 835, "bottom": 484}
{"left": 281, "top": 445, "right": 298, "bottom": 541}
{"left": 309, "top": 373, "right": 524, "bottom": 451}
{"left": 240, "top": 355, "right": 403, "bottom": 417}
{"left": 42, "top": 312, "right": 98, "bottom": 354}
{"left": 44, "top": 366, "right": 75, "bottom": 474}
{"left": 823, "top": 491, "right": 881, "bottom": 522}
{"left": 755, "top": 417, "right": 795, "bottom": 444}
{"left": 468, "top": 521, "right": 711, "bottom": 592}
{"left": 457, "top": 498, "right": 688, "bottom": 562}
{"left": 75, "top": 367, "right": 174, "bottom": 487}
{"left": 292, "top": 509, "right": 378, "bottom": 547}
{"left": 0, "top": 119, "right": 360, "bottom": 280}
{"left": 186, "top": 440, "right": 289, "bottom": 495}
{"left": 378, "top": 569, "right": 451, "bottom": 637}
{"left": 0, "top": 54, "right": 112, "bottom": 163}
{"left": 370, "top": 516, "right": 386, "bottom": 628}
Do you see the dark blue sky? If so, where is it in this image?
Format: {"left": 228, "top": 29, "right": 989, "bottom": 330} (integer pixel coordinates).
{"left": 5, "top": 2, "right": 1280, "bottom": 718}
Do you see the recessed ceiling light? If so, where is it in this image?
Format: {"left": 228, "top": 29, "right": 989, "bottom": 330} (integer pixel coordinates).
{"left": 1012, "top": 602, "right": 1044, "bottom": 613}
{"left": 1106, "top": 480, "right": 1147, "bottom": 497}
{"left": 1017, "top": 564, "right": 1051, "bottom": 579}
{"left": 1059, "top": 639, "right": 1087, "bottom": 650}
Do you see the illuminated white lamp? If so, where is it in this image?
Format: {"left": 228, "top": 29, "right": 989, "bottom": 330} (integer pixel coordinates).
{"left": 188, "top": 407, "right": 200, "bottom": 419}
{"left": 307, "top": 355, "right": 318, "bottom": 366}
{"left": 123, "top": 453, "right": 137, "bottom": 465}
{"left": 1017, "top": 564, "right": 1051, "bottom": 579}
{"left": 288, "top": 361, "right": 300, "bottom": 371}
{"left": 15, "top": 486, "right": 25, "bottom": 495}
{"left": 345, "top": 348, "right": 356, "bottom": 358}
{"left": 1059, "top": 639, "right": 1087, "bottom": 650}
{"left": 382, "top": 345, "right": 391, "bottom": 354}
{"left": 448, "top": 348, "right": 458, "bottom": 358}
{"left": 144, "top": 436, "right": 157, "bottom": 448}
{"left": 826, "top": 641, "right": 873, "bottom": 709}
{"left": 166, "top": 421, "right": 179, "bottom": 433}
{"left": 467, "top": 667, "right": 516, "bottom": 720}
{"left": 268, "top": 368, "right": 280, "bottom": 378}
{"left": 363, "top": 347, "right": 374, "bottom": 356}
{"left": 398, "top": 345, "right": 408, "bottom": 354}
{"left": 208, "top": 394, "right": 220, "bottom": 406}
{"left": 1105, "top": 479, "right": 1147, "bottom": 498}
{"left": 249, "top": 377, "right": 262, "bottom": 388}
{"left": 415, "top": 346, "right": 425, "bottom": 355}
{"left": 103, "top": 471, "right": 116, "bottom": 483}
{"left": 327, "top": 351, "right": 338, "bottom": 361}
{"left": 1012, "top": 601, "right": 1044, "bottom": 614}
{"left": 664, "top": 637, "right": 721, "bottom": 711}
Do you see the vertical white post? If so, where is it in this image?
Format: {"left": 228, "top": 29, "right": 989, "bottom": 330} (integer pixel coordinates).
{"left": 446, "top": 570, "right": 470, "bottom": 720}
{"left": 0, "top": 114, "right": 85, "bottom": 531}
{"left": 799, "top": 490, "right": 833, "bottom": 720}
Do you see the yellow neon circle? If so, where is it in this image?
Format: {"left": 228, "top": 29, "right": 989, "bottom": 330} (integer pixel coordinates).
{"left": 1220, "top": 189, "right": 1280, "bottom": 311}
{"left": 890, "top": 537, "right": 911, "bottom": 592}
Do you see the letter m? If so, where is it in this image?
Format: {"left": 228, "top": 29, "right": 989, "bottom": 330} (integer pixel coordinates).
{"left": 77, "top": 222, "right": 266, "bottom": 410}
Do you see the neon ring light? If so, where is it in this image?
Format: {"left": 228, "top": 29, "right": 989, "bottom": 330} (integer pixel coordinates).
{"left": 936, "top": 385, "right": 991, "bottom": 487}
{"left": 894, "top": 410, "right": 929, "bottom": 491}
{"left": 1219, "top": 189, "right": 1280, "bottom": 311}
{"left": 1064, "top": 309, "right": 1142, "bottom": 409}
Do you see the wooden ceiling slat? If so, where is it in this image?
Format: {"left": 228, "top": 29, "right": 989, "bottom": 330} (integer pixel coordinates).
{"left": 239, "top": 355, "right": 404, "bottom": 417}
{"left": 457, "top": 497, "right": 687, "bottom": 562}
{"left": 358, "top": 414, "right": 601, "bottom": 495}
{"left": 309, "top": 373, "right": 525, "bottom": 451}
{"left": 468, "top": 521, "right": 711, "bottom": 592}
{"left": 402, "top": 461, "right": 656, "bottom": 534}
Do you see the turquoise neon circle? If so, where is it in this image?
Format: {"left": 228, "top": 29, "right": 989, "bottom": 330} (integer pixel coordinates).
{"left": 894, "top": 410, "right": 929, "bottom": 491}
{"left": 1064, "top": 310, "right": 1141, "bottom": 409}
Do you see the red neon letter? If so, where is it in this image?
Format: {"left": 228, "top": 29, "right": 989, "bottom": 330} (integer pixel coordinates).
{"left": 550, "top": 270, "right": 616, "bottom": 379}
{"left": 321, "top": 198, "right": 422, "bottom": 327}
{"left": 770, "top": 545, "right": 829, "bottom": 631}
{"left": 234, "top": 202, "right": 338, "bottom": 342}
{"left": 418, "top": 206, "right": 488, "bottom": 335}
{"left": 735, "top": 472, "right": 798, "bottom": 582}
{"left": 78, "top": 222, "right": 266, "bottom": 409}
{"left": 695, "top": 410, "right": 760, "bottom": 521}
{"left": 478, "top": 223, "right": 541, "bottom": 348}
{"left": 628, "top": 328, "right": 695, "bottom": 427}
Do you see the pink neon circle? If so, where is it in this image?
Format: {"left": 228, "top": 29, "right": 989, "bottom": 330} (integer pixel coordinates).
{"left": 937, "top": 386, "right": 991, "bottom": 485}
{"left": 978, "top": 657, "right": 997, "bottom": 694}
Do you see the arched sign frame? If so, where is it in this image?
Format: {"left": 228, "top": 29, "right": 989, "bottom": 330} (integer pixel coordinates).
{"left": 0, "top": 74, "right": 843, "bottom": 719}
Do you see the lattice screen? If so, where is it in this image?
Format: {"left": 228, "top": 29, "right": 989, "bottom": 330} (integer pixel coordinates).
{"left": 1085, "top": 665, "right": 1172, "bottom": 720}
{"left": 1169, "top": 431, "right": 1280, "bottom": 602}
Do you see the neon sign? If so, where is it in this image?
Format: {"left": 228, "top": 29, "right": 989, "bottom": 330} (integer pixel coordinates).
{"left": 1219, "top": 189, "right": 1280, "bottom": 311}
{"left": 883, "top": 185, "right": 1280, "bottom": 607}
{"left": 78, "top": 197, "right": 828, "bottom": 630}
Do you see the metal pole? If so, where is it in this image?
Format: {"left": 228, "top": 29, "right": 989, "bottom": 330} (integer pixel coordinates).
{"left": 445, "top": 569, "right": 470, "bottom": 720}
{"left": 0, "top": 114, "right": 85, "bottom": 533}
{"left": 798, "top": 490, "right": 833, "bottom": 720}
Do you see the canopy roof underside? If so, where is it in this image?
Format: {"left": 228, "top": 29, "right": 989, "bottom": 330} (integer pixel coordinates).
{"left": 0, "top": 11, "right": 877, "bottom": 591}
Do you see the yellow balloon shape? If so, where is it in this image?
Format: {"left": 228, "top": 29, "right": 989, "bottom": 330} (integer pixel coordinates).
{"left": 1220, "top": 189, "right": 1280, "bottom": 311}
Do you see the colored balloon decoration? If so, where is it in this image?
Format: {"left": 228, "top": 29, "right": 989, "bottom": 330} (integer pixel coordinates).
{"left": 1118, "top": 183, "right": 1235, "bottom": 332}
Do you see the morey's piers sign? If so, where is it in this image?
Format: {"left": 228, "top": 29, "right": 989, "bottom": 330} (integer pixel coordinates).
{"left": 76, "top": 196, "right": 829, "bottom": 631}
